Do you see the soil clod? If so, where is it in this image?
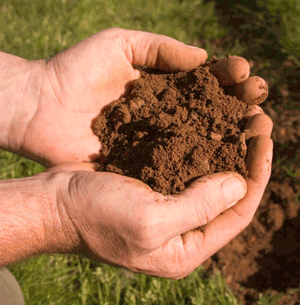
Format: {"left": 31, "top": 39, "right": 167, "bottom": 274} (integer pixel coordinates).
{"left": 92, "top": 64, "right": 248, "bottom": 195}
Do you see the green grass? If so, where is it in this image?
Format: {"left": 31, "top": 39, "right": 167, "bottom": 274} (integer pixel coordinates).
{"left": 8, "top": 255, "right": 241, "bottom": 305}
{"left": 0, "top": 0, "right": 295, "bottom": 304}
{"left": 211, "top": 0, "right": 300, "bottom": 65}
{"left": 0, "top": 151, "right": 44, "bottom": 180}
{"left": 0, "top": 0, "right": 245, "bottom": 61}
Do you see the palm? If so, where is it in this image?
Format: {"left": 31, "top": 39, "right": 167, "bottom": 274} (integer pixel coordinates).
{"left": 21, "top": 28, "right": 266, "bottom": 168}
{"left": 23, "top": 31, "right": 139, "bottom": 166}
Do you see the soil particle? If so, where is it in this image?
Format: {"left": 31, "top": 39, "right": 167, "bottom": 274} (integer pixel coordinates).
{"left": 92, "top": 65, "right": 248, "bottom": 195}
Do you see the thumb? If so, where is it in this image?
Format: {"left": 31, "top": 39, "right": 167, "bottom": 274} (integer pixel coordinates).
{"left": 45, "top": 162, "right": 95, "bottom": 173}
{"left": 118, "top": 28, "right": 208, "bottom": 71}
{"left": 155, "top": 172, "right": 247, "bottom": 242}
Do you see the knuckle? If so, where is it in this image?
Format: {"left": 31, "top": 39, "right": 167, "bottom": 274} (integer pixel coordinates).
{"left": 195, "top": 191, "right": 225, "bottom": 226}
{"left": 194, "top": 200, "right": 208, "bottom": 226}
{"left": 163, "top": 263, "right": 190, "bottom": 280}
{"left": 133, "top": 206, "right": 160, "bottom": 250}
{"left": 104, "top": 27, "right": 123, "bottom": 34}
{"left": 243, "top": 213, "right": 255, "bottom": 228}
{"left": 233, "top": 209, "right": 254, "bottom": 232}
{"left": 169, "top": 270, "right": 187, "bottom": 280}
{"left": 161, "top": 250, "right": 193, "bottom": 280}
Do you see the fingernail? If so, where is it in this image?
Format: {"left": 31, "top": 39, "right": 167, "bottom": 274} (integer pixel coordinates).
{"left": 185, "top": 46, "right": 208, "bottom": 64}
{"left": 227, "top": 201, "right": 238, "bottom": 209}
{"left": 185, "top": 45, "right": 202, "bottom": 50}
{"left": 222, "top": 177, "right": 246, "bottom": 206}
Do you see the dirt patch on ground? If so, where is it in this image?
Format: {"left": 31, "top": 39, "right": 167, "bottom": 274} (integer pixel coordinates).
{"left": 203, "top": 63, "right": 300, "bottom": 304}
{"left": 92, "top": 65, "right": 248, "bottom": 195}
{"left": 204, "top": 169, "right": 300, "bottom": 304}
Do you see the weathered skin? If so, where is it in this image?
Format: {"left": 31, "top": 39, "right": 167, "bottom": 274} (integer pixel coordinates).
{"left": 0, "top": 28, "right": 273, "bottom": 278}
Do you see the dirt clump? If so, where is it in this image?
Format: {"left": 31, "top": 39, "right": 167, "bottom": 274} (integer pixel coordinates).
{"left": 92, "top": 65, "right": 249, "bottom": 195}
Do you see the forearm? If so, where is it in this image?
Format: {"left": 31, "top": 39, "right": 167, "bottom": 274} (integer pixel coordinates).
{"left": 0, "top": 51, "right": 45, "bottom": 153}
{"left": 0, "top": 176, "right": 48, "bottom": 265}
{"left": 0, "top": 173, "right": 76, "bottom": 267}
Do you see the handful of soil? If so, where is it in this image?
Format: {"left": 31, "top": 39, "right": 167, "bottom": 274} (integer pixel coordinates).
{"left": 92, "top": 64, "right": 249, "bottom": 195}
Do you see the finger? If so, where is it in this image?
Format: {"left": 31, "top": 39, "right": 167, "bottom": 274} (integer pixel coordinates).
{"left": 243, "top": 105, "right": 264, "bottom": 119}
{"left": 232, "top": 76, "right": 268, "bottom": 105}
{"left": 177, "top": 135, "right": 273, "bottom": 272}
{"left": 151, "top": 172, "right": 247, "bottom": 244}
{"left": 246, "top": 113, "right": 273, "bottom": 138}
{"left": 45, "top": 162, "right": 95, "bottom": 173}
{"left": 207, "top": 56, "right": 250, "bottom": 86}
{"left": 120, "top": 29, "right": 208, "bottom": 71}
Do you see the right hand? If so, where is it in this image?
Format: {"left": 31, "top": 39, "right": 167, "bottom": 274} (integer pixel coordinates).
{"left": 12, "top": 28, "right": 268, "bottom": 168}
{"left": 43, "top": 117, "right": 272, "bottom": 279}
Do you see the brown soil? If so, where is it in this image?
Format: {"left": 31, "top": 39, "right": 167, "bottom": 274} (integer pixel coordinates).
{"left": 92, "top": 65, "right": 248, "bottom": 195}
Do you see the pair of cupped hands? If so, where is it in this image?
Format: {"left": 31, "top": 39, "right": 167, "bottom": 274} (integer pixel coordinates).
{"left": 12, "top": 28, "right": 273, "bottom": 278}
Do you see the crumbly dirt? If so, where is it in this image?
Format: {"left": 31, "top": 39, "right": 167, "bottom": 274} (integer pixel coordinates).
{"left": 92, "top": 65, "right": 248, "bottom": 195}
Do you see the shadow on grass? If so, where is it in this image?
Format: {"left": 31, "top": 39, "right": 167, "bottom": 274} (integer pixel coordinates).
{"left": 203, "top": 0, "right": 287, "bottom": 63}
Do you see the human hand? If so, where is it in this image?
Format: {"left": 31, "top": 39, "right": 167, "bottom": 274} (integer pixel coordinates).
{"left": 0, "top": 110, "right": 272, "bottom": 271}
{"left": 40, "top": 118, "right": 272, "bottom": 278}
{"left": 15, "top": 28, "right": 268, "bottom": 167}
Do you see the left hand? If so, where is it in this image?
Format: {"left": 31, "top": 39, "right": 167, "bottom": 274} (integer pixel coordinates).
{"left": 17, "top": 28, "right": 266, "bottom": 167}
{"left": 38, "top": 121, "right": 271, "bottom": 279}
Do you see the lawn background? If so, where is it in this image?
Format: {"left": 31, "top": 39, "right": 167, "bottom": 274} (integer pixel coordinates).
{"left": 0, "top": 0, "right": 299, "bottom": 304}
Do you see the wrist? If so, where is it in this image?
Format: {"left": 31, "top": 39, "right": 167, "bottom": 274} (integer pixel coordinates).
{"left": 0, "top": 52, "right": 45, "bottom": 153}
{"left": 41, "top": 170, "right": 82, "bottom": 256}
{"left": 0, "top": 171, "right": 79, "bottom": 266}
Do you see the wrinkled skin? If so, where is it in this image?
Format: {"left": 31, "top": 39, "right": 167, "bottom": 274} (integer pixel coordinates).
{"left": 18, "top": 28, "right": 270, "bottom": 167}
{"left": 6, "top": 28, "right": 273, "bottom": 277}
{"left": 45, "top": 132, "right": 272, "bottom": 279}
